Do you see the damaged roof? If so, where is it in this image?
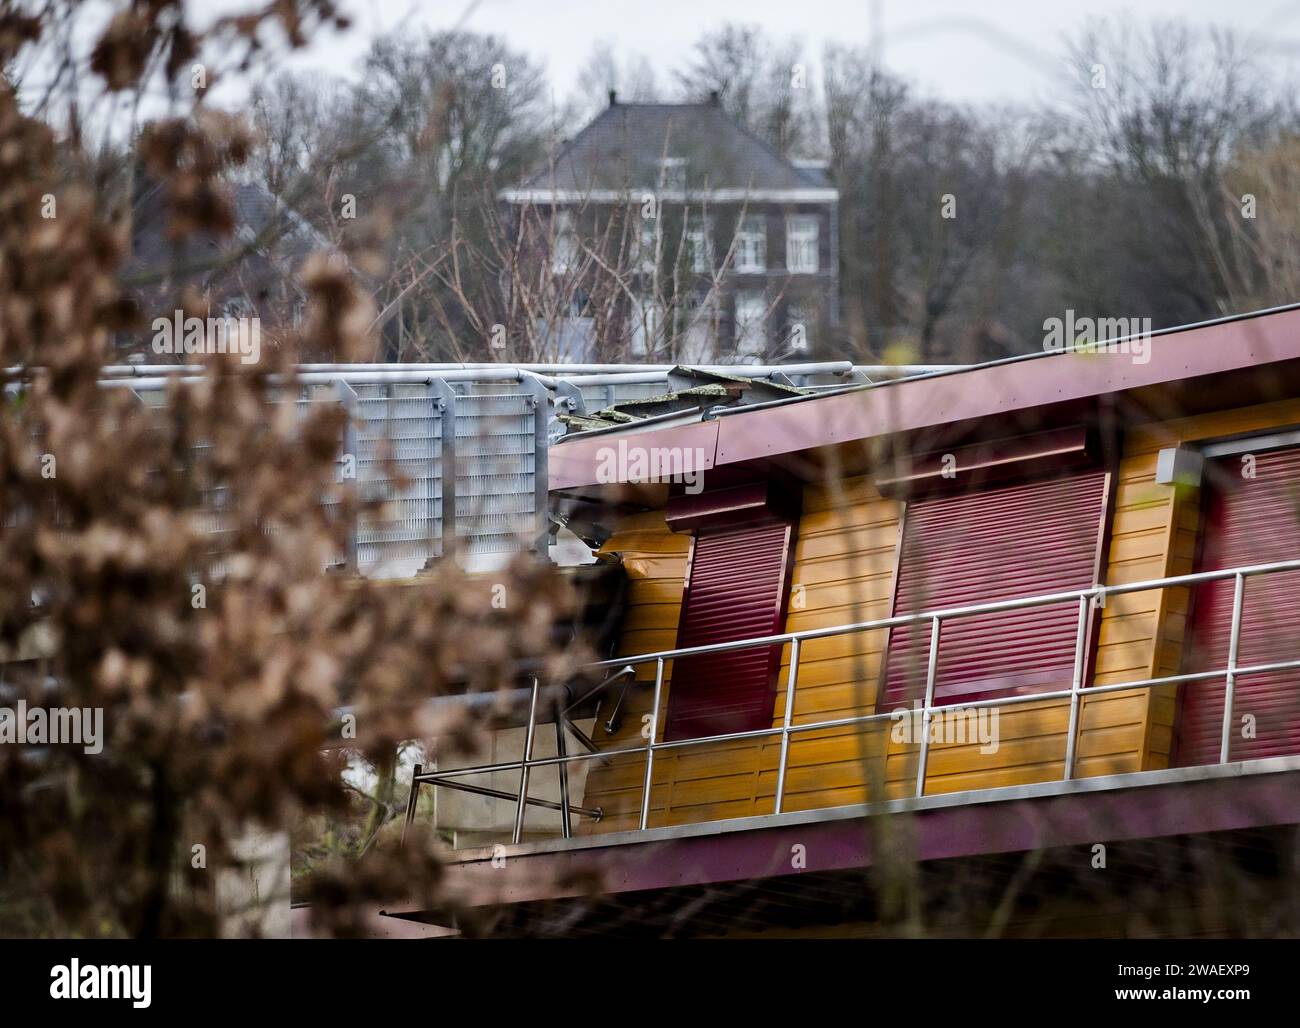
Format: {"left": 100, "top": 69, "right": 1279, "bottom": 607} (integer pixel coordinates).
{"left": 558, "top": 365, "right": 812, "bottom": 435}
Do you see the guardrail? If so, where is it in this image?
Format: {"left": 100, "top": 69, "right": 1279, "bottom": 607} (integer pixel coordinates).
{"left": 403, "top": 558, "right": 1300, "bottom": 847}
{"left": 5, "top": 362, "right": 949, "bottom": 574}
{"left": 5, "top": 362, "right": 876, "bottom": 574}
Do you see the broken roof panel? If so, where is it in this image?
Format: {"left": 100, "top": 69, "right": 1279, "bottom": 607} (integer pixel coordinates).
{"left": 557, "top": 366, "right": 814, "bottom": 435}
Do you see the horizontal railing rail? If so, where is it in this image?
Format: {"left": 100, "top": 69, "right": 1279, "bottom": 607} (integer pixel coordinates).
{"left": 403, "top": 557, "right": 1300, "bottom": 847}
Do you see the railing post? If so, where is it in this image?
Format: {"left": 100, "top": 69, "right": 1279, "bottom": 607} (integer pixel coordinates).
{"left": 555, "top": 707, "right": 572, "bottom": 840}
{"left": 526, "top": 375, "right": 550, "bottom": 555}
{"left": 1219, "top": 572, "right": 1246, "bottom": 764}
{"left": 914, "top": 616, "right": 942, "bottom": 798}
{"left": 1062, "top": 593, "right": 1092, "bottom": 780}
{"left": 401, "top": 762, "right": 423, "bottom": 847}
{"left": 512, "top": 677, "right": 541, "bottom": 845}
{"left": 431, "top": 379, "right": 457, "bottom": 562}
{"left": 773, "top": 637, "right": 801, "bottom": 815}
{"left": 334, "top": 379, "right": 360, "bottom": 570}
{"left": 639, "top": 658, "right": 665, "bottom": 831}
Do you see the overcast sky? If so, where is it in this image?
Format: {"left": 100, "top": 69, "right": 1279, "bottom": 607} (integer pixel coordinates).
{"left": 264, "top": 0, "right": 1300, "bottom": 108}
{"left": 25, "top": 0, "right": 1298, "bottom": 130}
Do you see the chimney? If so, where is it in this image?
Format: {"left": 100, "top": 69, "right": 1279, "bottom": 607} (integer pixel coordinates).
{"left": 608, "top": 89, "right": 617, "bottom": 107}
{"left": 708, "top": 90, "right": 720, "bottom": 107}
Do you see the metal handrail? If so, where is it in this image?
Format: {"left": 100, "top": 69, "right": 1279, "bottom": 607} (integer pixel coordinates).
{"left": 404, "top": 557, "right": 1300, "bottom": 846}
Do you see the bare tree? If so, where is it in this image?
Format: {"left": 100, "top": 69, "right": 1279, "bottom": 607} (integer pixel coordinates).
{"left": 676, "top": 23, "right": 821, "bottom": 158}
{"left": 0, "top": 0, "right": 575, "bottom": 938}
{"left": 1063, "top": 18, "right": 1279, "bottom": 322}
{"left": 573, "top": 39, "right": 659, "bottom": 121}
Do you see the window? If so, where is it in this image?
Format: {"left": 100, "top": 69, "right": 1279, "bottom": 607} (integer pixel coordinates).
{"left": 786, "top": 215, "right": 819, "bottom": 274}
{"left": 786, "top": 304, "right": 812, "bottom": 353}
{"left": 629, "top": 217, "right": 658, "bottom": 274}
{"left": 679, "top": 290, "right": 719, "bottom": 363}
{"left": 551, "top": 209, "right": 577, "bottom": 275}
{"left": 734, "top": 214, "right": 766, "bottom": 273}
{"left": 687, "top": 217, "right": 713, "bottom": 274}
{"left": 662, "top": 484, "right": 798, "bottom": 741}
{"left": 734, "top": 291, "right": 767, "bottom": 356}
{"left": 659, "top": 157, "right": 686, "bottom": 193}
{"left": 1177, "top": 446, "right": 1300, "bottom": 765}
{"left": 883, "top": 465, "right": 1108, "bottom": 708}
{"left": 629, "top": 296, "right": 658, "bottom": 356}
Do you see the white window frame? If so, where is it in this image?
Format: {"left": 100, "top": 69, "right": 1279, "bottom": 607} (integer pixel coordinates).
{"left": 680, "top": 289, "right": 720, "bottom": 363}
{"left": 687, "top": 217, "right": 713, "bottom": 275}
{"left": 734, "top": 214, "right": 767, "bottom": 274}
{"left": 659, "top": 157, "right": 686, "bottom": 193}
{"left": 551, "top": 209, "right": 578, "bottom": 275}
{"left": 786, "top": 215, "right": 819, "bottom": 274}
{"left": 629, "top": 295, "right": 658, "bottom": 356}
{"left": 631, "top": 217, "right": 658, "bottom": 274}
{"left": 734, "top": 291, "right": 767, "bottom": 355}
{"left": 785, "top": 304, "right": 812, "bottom": 353}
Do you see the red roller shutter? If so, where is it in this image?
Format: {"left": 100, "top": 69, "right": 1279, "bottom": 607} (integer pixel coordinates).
{"left": 663, "top": 521, "right": 794, "bottom": 741}
{"left": 884, "top": 471, "right": 1108, "bottom": 708}
{"left": 1176, "top": 447, "right": 1300, "bottom": 765}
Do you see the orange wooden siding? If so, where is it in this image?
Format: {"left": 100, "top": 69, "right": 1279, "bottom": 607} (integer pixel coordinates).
{"left": 578, "top": 483, "right": 900, "bottom": 831}
{"left": 576, "top": 398, "right": 1300, "bottom": 834}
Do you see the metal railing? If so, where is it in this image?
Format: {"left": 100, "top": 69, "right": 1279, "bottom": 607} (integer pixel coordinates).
{"left": 55, "top": 362, "right": 882, "bottom": 573}
{"left": 403, "top": 558, "right": 1300, "bottom": 847}
{"left": 5, "top": 361, "right": 948, "bottom": 574}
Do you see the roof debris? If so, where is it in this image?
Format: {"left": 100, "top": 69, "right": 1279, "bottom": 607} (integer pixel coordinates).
{"left": 559, "top": 365, "right": 813, "bottom": 435}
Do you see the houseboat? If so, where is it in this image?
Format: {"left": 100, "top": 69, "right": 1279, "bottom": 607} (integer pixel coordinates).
{"left": 399, "top": 304, "right": 1300, "bottom": 937}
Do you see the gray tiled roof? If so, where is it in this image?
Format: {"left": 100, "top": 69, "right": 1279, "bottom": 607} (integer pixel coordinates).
{"left": 231, "top": 182, "right": 328, "bottom": 259}
{"left": 512, "top": 102, "right": 834, "bottom": 194}
{"left": 130, "top": 178, "right": 325, "bottom": 273}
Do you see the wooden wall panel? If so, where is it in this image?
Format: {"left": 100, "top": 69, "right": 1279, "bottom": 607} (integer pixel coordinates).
{"left": 576, "top": 398, "right": 1300, "bottom": 836}
{"left": 765, "top": 479, "right": 900, "bottom": 809}
{"left": 576, "top": 511, "right": 688, "bottom": 834}
{"left": 579, "top": 479, "right": 903, "bottom": 832}
{"left": 1086, "top": 448, "right": 1176, "bottom": 778}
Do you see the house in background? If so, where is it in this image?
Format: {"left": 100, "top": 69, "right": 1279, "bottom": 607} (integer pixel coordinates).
{"left": 124, "top": 171, "right": 329, "bottom": 357}
{"left": 499, "top": 92, "right": 840, "bottom": 364}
